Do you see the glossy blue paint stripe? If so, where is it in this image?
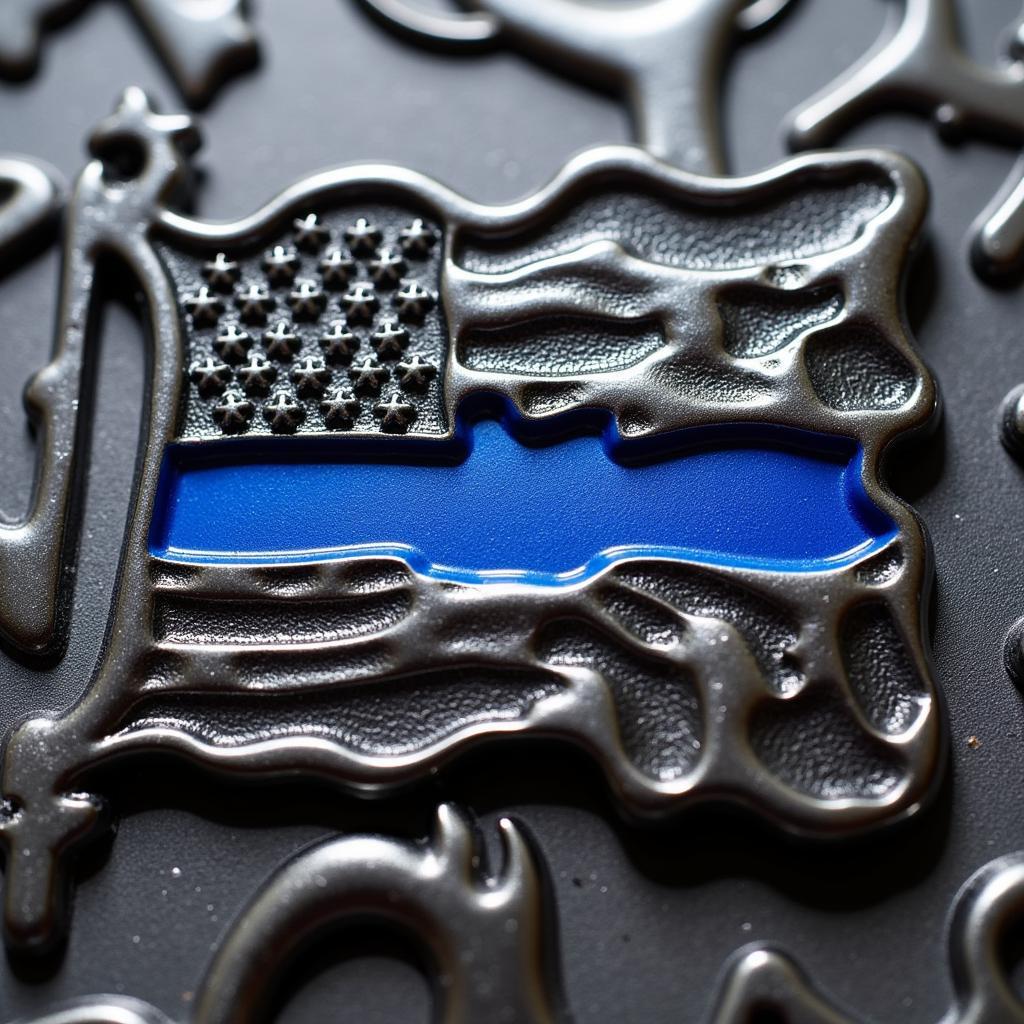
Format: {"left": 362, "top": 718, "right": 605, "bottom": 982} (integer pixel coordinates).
{"left": 149, "top": 417, "right": 896, "bottom": 583}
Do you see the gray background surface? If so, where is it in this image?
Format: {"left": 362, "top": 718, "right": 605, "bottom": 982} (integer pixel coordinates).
{"left": 0, "top": 0, "right": 1022, "bottom": 1020}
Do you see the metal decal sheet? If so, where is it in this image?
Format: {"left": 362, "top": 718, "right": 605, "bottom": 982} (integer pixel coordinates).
{"left": 0, "top": 0, "right": 1022, "bottom": 1022}
{"left": 0, "top": 86, "right": 943, "bottom": 953}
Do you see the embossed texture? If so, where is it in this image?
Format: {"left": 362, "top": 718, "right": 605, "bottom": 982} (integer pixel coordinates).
{"left": 161, "top": 208, "right": 445, "bottom": 438}
{"left": 0, "top": 90, "right": 940, "bottom": 956}
{"left": 785, "top": 0, "right": 1024, "bottom": 282}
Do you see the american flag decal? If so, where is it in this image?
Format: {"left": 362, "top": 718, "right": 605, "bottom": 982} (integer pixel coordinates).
{"left": 0, "top": 90, "right": 940, "bottom": 951}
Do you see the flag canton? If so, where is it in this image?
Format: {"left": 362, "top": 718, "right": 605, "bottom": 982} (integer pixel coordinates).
{"left": 158, "top": 205, "right": 446, "bottom": 439}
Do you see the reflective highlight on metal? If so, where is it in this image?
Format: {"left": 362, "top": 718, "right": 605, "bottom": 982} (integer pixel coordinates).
{"left": 785, "top": 0, "right": 1024, "bottom": 283}
{"left": 14, "top": 822, "right": 1024, "bottom": 1024}
{"left": 0, "top": 156, "right": 62, "bottom": 266}
{"left": 14, "top": 807, "right": 563, "bottom": 1024}
{"left": 712, "top": 852, "right": 1024, "bottom": 1024}
{"left": 0, "top": 88, "right": 940, "bottom": 955}
{"left": 355, "top": 0, "right": 798, "bottom": 174}
{"left": 152, "top": 422, "right": 896, "bottom": 578}
{"left": 0, "top": 0, "right": 257, "bottom": 107}
{"left": 0, "top": 156, "right": 66, "bottom": 657}
{"left": 194, "top": 805, "right": 562, "bottom": 1024}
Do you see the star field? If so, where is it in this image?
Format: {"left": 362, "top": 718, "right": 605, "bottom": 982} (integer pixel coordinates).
{"left": 166, "top": 206, "right": 444, "bottom": 437}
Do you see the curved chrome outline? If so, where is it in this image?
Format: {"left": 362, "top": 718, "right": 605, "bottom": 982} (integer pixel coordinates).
{"left": 16, "top": 837, "right": 1024, "bottom": 1023}
{"left": 0, "top": 0, "right": 257, "bottom": 107}
{"left": 713, "top": 851, "right": 1024, "bottom": 1023}
{"left": 785, "top": 0, "right": 1024, "bottom": 283}
{"left": 355, "top": 0, "right": 799, "bottom": 174}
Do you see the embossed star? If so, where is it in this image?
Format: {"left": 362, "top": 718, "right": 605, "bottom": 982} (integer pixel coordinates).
{"left": 263, "top": 321, "right": 301, "bottom": 361}
{"left": 393, "top": 280, "right": 436, "bottom": 322}
{"left": 373, "top": 393, "right": 417, "bottom": 433}
{"left": 236, "top": 353, "right": 277, "bottom": 395}
{"left": 348, "top": 357, "right": 389, "bottom": 393}
{"left": 263, "top": 392, "right": 306, "bottom": 433}
{"left": 212, "top": 323, "right": 252, "bottom": 363}
{"left": 399, "top": 219, "right": 437, "bottom": 259}
{"left": 290, "top": 355, "right": 332, "bottom": 397}
{"left": 320, "top": 387, "right": 361, "bottom": 429}
{"left": 319, "top": 248, "right": 356, "bottom": 290}
{"left": 202, "top": 252, "right": 240, "bottom": 292}
{"left": 184, "top": 286, "right": 224, "bottom": 328}
{"left": 369, "top": 248, "right": 407, "bottom": 289}
{"left": 344, "top": 217, "right": 382, "bottom": 257}
{"left": 341, "top": 281, "right": 379, "bottom": 324}
{"left": 235, "top": 284, "right": 276, "bottom": 325}
{"left": 319, "top": 321, "right": 360, "bottom": 364}
{"left": 395, "top": 354, "right": 436, "bottom": 391}
{"left": 371, "top": 320, "right": 409, "bottom": 359}
{"left": 189, "top": 356, "right": 232, "bottom": 398}
{"left": 262, "top": 245, "right": 300, "bottom": 287}
{"left": 293, "top": 213, "right": 330, "bottom": 252}
{"left": 212, "top": 391, "right": 254, "bottom": 434}
{"left": 288, "top": 279, "right": 327, "bottom": 321}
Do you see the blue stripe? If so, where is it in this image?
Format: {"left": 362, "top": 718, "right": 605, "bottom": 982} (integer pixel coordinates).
{"left": 150, "top": 415, "right": 895, "bottom": 583}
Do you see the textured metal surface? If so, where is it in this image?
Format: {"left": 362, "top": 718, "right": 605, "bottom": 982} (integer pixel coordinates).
{"left": 0, "top": 1, "right": 1022, "bottom": 1022}
{"left": 0, "top": 91, "right": 196, "bottom": 661}
{"left": 0, "top": 86, "right": 941, "bottom": 956}
{"left": 0, "top": 0, "right": 257, "bottom": 107}
{"left": 0, "top": 156, "right": 64, "bottom": 651}
{"left": 785, "top": 0, "right": 1024, "bottom": 282}
{"left": 356, "top": 0, "right": 798, "bottom": 173}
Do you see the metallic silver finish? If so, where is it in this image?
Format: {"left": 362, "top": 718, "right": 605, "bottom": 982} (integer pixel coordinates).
{"left": 357, "top": 0, "right": 501, "bottom": 47}
{"left": 0, "top": 156, "right": 68, "bottom": 658}
{"left": 999, "top": 382, "right": 1024, "bottom": 460}
{"left": 0, "top": 89, "right": 940, "bottom": 954}
{"left": 15, "top": 829, "right": 1024, "bottom": 1023}
{"left": 193, "top": 805, "right": 561, "bottom": 1024}
{"left": 785, "top": 0, "right": 1024, "bottom": 283}
{"left": 12, "top": 806, "right": 563, "bottom": 1023}
{"left": 355, "top": 0, "right": 797, "bottom": 174}
{"left": 0, "top": 94, "right": 188, "bottom": 663}
{"left": 13, "top": 1000, "right": 173, "bottom": 1024}
{"left": 10, "top": 806, "right": 560, "bottom": 1023}
{"left": 0, "top": 0, "right": 257, "bottom": 107}
{"left": 711, "top": 852, "right": 1024, "bottom": 1023}
{"left": 1002, "top": 614, "right": 1024, "bottom": 686}
{"left": 0, "top": 156, "right": 62, "bottom": 267}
